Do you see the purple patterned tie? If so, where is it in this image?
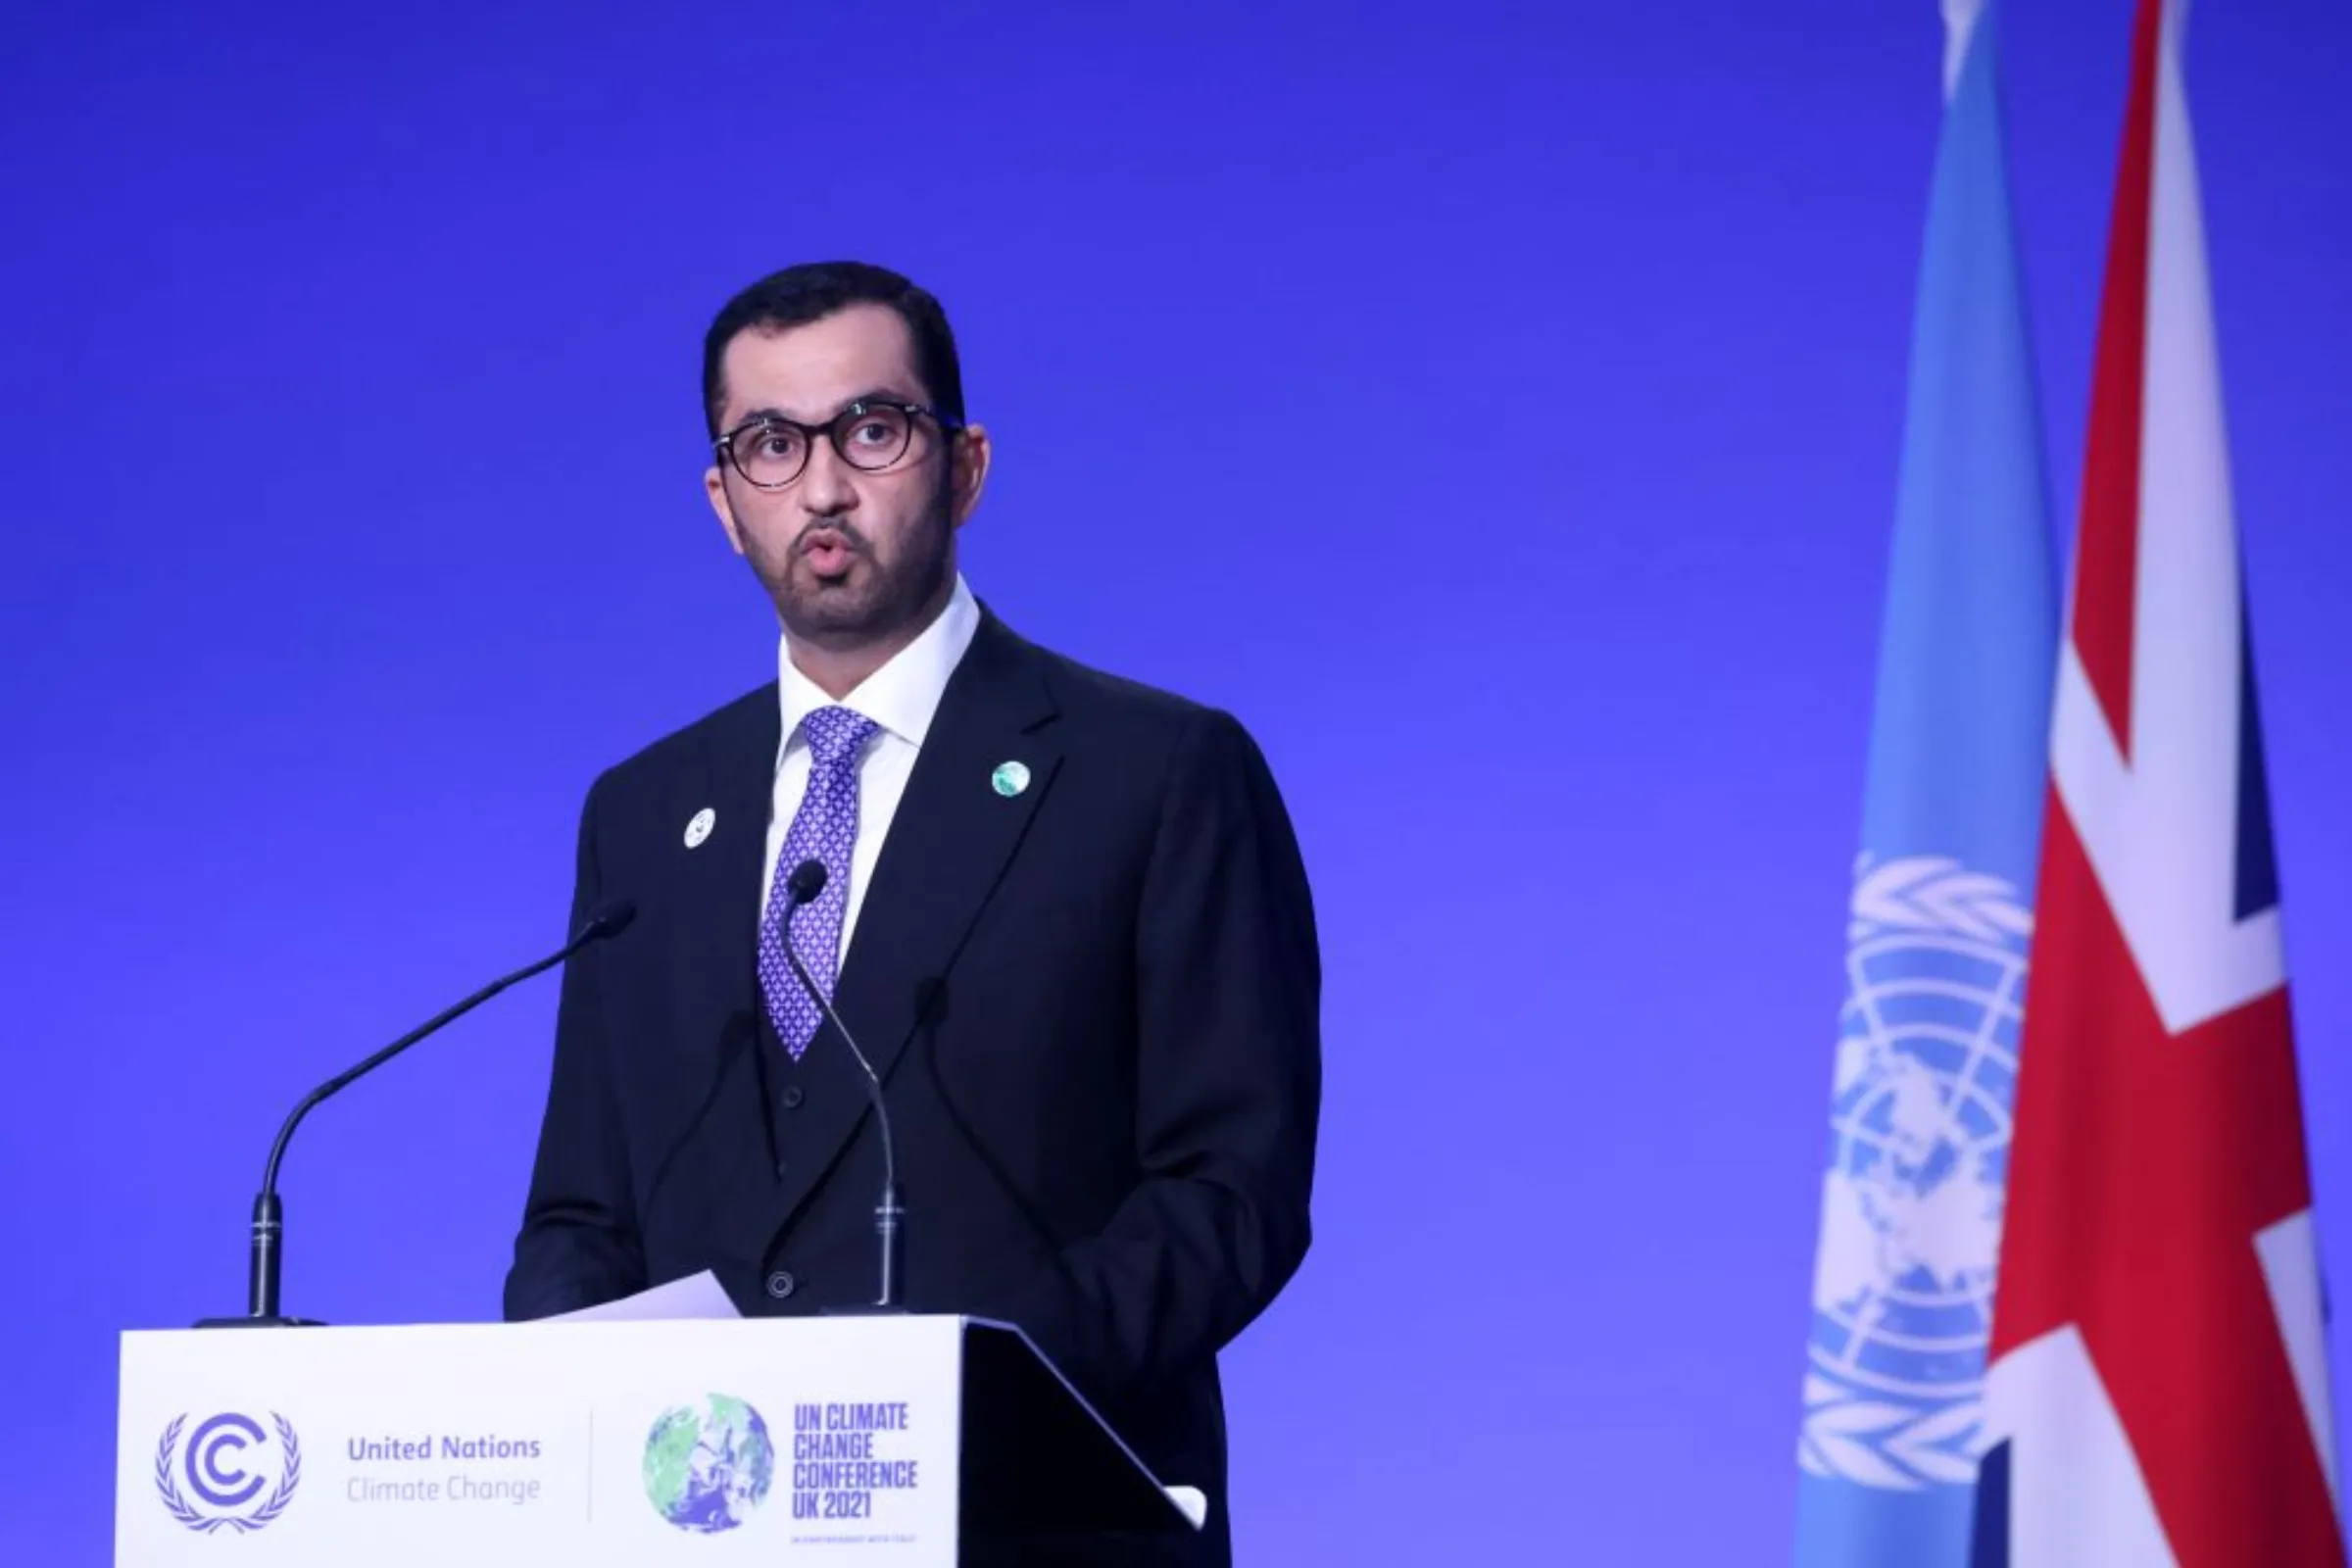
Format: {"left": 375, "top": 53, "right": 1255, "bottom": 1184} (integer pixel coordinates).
{"left": 758, "top": 705, "right": 880, "bottom": 1059}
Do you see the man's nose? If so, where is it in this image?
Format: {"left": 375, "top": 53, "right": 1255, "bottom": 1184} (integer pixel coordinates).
{"left": 798, "top": 436, "right": 858, "bottom": 515}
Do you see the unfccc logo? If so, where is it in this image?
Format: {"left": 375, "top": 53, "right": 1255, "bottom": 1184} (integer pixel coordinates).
{"left": 154, "top": 1411, "right": 302, "bottom": 1534}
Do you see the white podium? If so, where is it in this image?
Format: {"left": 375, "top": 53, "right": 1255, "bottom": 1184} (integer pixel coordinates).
{"left": 115, "top": 1314, "right": 1201, "bottom": 1566}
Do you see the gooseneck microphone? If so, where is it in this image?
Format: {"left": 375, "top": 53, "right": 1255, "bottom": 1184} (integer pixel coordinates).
{"left": 776, "top": 858, "right": 905, "bottom": 1312}
{"left": 198, "top": 898, "right": 639, "bottom": 1329}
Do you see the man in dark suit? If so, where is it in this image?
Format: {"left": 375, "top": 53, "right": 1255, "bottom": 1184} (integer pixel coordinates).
{"left": 502, "top": 261, "right": 1321, "bottom": 1564}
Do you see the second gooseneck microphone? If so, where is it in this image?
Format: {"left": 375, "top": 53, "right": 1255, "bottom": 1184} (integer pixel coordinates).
{"left": 777, "top": 859, "right": 905, "bottom": 1312}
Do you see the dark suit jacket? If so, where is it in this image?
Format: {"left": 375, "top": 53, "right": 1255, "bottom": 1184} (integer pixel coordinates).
{"left": 503, "top": 610, "right": 1321, "bottom": 1564}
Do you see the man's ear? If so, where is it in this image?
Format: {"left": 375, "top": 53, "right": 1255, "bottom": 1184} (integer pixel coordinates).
{"left": 705, "top": 466, "right": 747, "bottom": 556}
{"left": 949, "top": 423, "right": 992, "bottom": 528}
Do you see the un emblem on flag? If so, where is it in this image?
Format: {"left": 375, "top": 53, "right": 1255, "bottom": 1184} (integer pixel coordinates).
{"left": 1802, "top": 856, "right": 2032, "bottom": 1490}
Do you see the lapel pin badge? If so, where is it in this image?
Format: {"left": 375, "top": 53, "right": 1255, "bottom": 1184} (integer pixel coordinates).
{"left": 991, "top": 760, "right": 1031, "bottom": 799}
{"left": 684, "top": 807, "right": 716, "bottom": 849}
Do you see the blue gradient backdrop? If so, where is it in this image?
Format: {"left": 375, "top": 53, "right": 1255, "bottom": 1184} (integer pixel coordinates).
{"left": 3, "top": 3, "right": 2346, "bottom": 1561}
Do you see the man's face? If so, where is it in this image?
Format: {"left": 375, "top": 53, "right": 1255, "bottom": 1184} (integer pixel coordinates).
{"left": 704, "top": 303, "right": 987, "bottom": 650}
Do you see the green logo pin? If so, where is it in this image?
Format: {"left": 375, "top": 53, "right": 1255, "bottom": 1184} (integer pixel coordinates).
{"left": 991, "top": 760, "right": 1031, "bottom": 798}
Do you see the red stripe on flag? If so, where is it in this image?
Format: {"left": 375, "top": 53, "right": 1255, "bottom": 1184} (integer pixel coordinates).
{"left": 2069, "top": 0, "right": 2165, "bottom": 757}
{"left": 1992, "top": 798, "right": 2340, "bottom": 1565}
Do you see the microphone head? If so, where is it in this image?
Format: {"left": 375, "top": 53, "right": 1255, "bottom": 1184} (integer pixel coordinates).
{"left": 583, "top": 897, "right": 638, "bottom": 940}
{"left": 785, "top": 859, "right": 828, "bottom": 906}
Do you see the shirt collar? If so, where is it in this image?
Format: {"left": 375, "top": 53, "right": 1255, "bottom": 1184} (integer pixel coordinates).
{"left": 776, "top": 572, "right": 981, "bottom": 761}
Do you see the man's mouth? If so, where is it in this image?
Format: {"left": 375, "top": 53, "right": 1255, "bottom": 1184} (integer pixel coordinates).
{"left": 799, "top": 530, "right": 855, "bottom": 574}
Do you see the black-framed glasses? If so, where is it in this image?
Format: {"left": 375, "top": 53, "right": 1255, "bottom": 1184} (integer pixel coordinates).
{"left": 713, "top": 400, "right": 961, "bottom": 490}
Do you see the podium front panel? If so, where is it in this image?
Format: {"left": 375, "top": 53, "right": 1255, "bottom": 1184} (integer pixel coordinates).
{"left": 116, "top": 1315, "right": 966, "bottom": 1567}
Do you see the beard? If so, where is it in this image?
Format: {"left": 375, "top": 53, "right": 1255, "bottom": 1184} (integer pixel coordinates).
{"left": 746, "top": 480, "right": 956, "bottom": 652}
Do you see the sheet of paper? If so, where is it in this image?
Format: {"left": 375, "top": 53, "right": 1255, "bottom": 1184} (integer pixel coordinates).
{"left": 542, "top": 1269, "right": 741, "bottom": 1323}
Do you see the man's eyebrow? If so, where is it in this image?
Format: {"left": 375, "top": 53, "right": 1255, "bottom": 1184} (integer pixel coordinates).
{"left": 728, "top": 388, "right": 919, "bottom": 429}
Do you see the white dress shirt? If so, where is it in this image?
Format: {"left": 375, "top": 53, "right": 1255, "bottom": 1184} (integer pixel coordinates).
{"left": 760, "top": 573, "right": 981, "bottom": 959}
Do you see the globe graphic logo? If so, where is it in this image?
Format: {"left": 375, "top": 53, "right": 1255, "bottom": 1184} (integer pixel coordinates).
{"left": 643, "top": 1395, "right": 776, "bottom": 1533}
{"left": 1802, "top": 858, "right": 2032, "bottom": 1490}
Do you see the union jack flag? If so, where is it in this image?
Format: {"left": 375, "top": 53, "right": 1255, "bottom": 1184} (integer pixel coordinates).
{"left": 1973, "top": 1, "right": 2344, "bottom": 1563}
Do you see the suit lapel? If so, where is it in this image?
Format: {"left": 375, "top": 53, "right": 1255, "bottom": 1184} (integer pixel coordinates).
{"left": 664, "top": 685, "right": 782, "bottom": 1084}
{"left": 768, "top": 612, "right": 1061, "bottom": 1230}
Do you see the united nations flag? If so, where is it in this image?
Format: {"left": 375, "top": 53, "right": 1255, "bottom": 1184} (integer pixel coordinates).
{"left": 1792, "top": 3, "right": 2058, "bottom": 1565}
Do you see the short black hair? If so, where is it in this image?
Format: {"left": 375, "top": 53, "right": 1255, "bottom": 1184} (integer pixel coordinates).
{"left": 701, "top": 261, "right": 965, "bottom": 439}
